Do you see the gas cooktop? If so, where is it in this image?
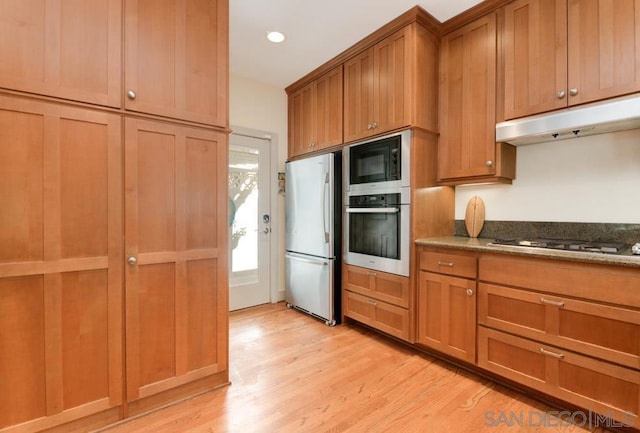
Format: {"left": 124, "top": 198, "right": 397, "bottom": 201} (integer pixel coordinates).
{"left": 488, "top": 238, "right": 627, "bottom": 254}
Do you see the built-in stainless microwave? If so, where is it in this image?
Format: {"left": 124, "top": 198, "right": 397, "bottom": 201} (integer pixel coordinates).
{"left": 344, "top": 129, "right": 411, "bottom": 194}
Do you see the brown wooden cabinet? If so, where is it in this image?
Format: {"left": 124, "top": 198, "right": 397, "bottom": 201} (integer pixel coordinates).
{"left": 0, "top": 95, "right": 123, "bottom": 431}
{"left": 479, "top": 327, "right": 640, "bottom": 426}
{"left": 124, "top": 0, "right": 228, "bottom": 127}
{"left": 478, "top": 252, "right": 640, "bottom": 426}
{"left": 0, "top": 0, "right": 229, "bottom": 430}
{"left": 438, "top": 13, "right": 516, "bottom": 184}
{"left": 342, "top": 264, "right": 411, "bottom": 341}
{"left": 288, "top": 66, "right": 343, "bottom": 158}
{"left": 416, "top": 249, "right": 477, "bottom": 363}
{"left": 124, "top": 118, "right": 229, "bottom": 415}
{"left": 344, "top": 24, "right": 439, "bottom": 143}
{"left": 503, "top": 0, "right": 640, "bottom": 120}
{"left": 0, "top": 0, "right": 122, "bottom": 108}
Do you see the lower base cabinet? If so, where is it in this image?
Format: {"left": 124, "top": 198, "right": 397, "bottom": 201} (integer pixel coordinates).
{"left": 343, "top": 290, "right": 410, "bottom": 341}
{"left": 478, "top": 327, "right": 640, "bottom": 426}
{"left": 342, "top": 264, "right": 411, "bottom": 341}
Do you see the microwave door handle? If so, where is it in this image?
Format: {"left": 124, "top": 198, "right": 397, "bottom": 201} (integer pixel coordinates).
{"left": 345, "top": 207, "right": 400, "bottom": 214}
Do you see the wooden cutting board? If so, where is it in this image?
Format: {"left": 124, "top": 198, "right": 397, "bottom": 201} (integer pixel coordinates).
{"left": 465, "top": 196, "right": 485, "bottom": 238}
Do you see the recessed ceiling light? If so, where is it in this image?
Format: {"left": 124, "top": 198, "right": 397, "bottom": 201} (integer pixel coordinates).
{"left": 267, "top": 31, "right": 286, "bottom": 43}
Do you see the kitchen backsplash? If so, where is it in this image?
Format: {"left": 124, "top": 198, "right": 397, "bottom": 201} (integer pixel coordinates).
{"left": 454, "top": 220, "right": 640, "bottom": 246}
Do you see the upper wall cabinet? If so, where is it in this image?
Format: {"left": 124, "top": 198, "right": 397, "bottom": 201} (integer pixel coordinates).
{"left": 503, "top": 0, "right": 640, "bottom": 120}
{"left": 288, "top": 66, "right": 343, "bottom": 158}
{"left": 0, "top": 0, "right": 122, "bottom": 108}
{"left": 124, "top": 0, "right": 228, "bottom": 127}
{"left": 343, "top": 24, "right": 439, "bottom": 143}
{"left": 438, "top": 14, "right": 516, "bottom": 184}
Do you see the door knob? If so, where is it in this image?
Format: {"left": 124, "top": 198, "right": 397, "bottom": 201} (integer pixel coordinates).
{"left": 263, "top": 227, "right": 271, "bottom": 234}
{"left": 127, "top": 90, "right": 136, "bottom": 100}
{"left": 127, "top": 257, "right": 137, "bottom": 265}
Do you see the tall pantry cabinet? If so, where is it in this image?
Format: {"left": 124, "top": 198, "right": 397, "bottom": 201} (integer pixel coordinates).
{"left": 0, "top": 1, "right": 229, "bottom": 432}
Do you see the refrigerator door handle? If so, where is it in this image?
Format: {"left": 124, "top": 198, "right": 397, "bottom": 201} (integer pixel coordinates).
{"left": 345, "top": 207, "right": 400, "bottom": 214}
{"left": 285, "top": 253, "right": 328, "bottom": 266}
{"left": 322, "top": 171, "right": 329, "bottom": 243}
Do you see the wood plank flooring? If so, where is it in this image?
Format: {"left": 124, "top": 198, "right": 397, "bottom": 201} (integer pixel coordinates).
{"left": 102, "top": 302, "right": 611, "bottom": 433}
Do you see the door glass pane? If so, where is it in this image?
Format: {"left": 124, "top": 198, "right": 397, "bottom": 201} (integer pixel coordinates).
{"left": 229, "top": 145, "right": 259, "bottom": 285}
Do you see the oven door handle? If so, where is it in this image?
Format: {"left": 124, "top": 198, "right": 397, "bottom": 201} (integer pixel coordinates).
{"left": 345, "top": 207, "right": 400, "bottom": 214}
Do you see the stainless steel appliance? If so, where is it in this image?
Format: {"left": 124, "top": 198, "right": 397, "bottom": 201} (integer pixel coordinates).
{"left": 344, "top": 129, "right": 411, "bottom": 194}
{"left": 343, "top": 130, "right": 411, "bottom": 276}
{"left": 285, "top": 152, "right": 341, "bottom": 326}
{"left": 488, "top": 238, "right": 627, "bottom": 254}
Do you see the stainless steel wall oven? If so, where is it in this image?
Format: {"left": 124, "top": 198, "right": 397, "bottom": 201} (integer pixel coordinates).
{"left": 344, "top": 130, "right": 411, "bottom": 276}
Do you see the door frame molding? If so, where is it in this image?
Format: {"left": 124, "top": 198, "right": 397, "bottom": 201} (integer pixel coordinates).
{"left": 230, "top": 125, "right": 280, "bottom": 305}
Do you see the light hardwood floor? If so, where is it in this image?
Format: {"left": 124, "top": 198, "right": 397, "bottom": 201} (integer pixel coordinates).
{"left": 103, "top": 302, "right": 611, "bottom": 433}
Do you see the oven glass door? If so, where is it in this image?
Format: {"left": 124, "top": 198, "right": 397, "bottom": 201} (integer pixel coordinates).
{"left": 347, "top": 207, "right": 400, "bottom": 259}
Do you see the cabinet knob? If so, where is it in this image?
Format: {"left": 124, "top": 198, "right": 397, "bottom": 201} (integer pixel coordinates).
{"left": 366, "top": 123, "right": 372, "bottom": 130}
{"left": 556, "top": 90, "right": 566, "bottom": 99}
{"left": 371, "top": 122, "right": 378, "bottom": 129}
{"left": 127, "top": 90, "right": 137, "bottom": 100}
{"left": 127, "top": 257, "right": 137, "bottom": 265}
{"left": 486, "top": 160, "right": 493, "bottom": 167}
{"left": 466, "top": 288, "right": 473, "bottom": 297}
{"left": 569, "top": 88, "right": 578, "bottom": 96}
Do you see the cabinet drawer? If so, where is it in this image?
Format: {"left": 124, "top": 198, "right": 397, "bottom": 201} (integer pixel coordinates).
{"left": 343, "top": 291, "right": 410, "bottom": 341}
{"left": 478, "top": 327, "right": 640, "bottom": 426}
{"left": 479, "top": 254, "right": 640, "bottom": 307}
{"left": 478, "top": 283, "right": 640, "bottom": 369}
{"left": 419, "top": 250, "right": 477, "bottom": 279}
{"left": 343, "top": 264, "right": 409, "bottom": 308}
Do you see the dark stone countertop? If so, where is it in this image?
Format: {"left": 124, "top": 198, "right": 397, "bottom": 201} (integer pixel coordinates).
{"left": 416, "top": 236, "right": 640, "bottom": 268}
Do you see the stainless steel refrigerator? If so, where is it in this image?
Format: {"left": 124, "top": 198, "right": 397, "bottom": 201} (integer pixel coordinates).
{"left": 285, "top": 152, "right": 341, "bottom": 325}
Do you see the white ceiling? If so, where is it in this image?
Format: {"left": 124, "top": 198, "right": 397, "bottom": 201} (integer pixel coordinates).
{"left": 229, "top": 0, "right": 484, "bottom": 89}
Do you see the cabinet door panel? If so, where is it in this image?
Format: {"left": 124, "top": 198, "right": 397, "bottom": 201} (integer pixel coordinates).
{"left": 373, "top": 26, "right": 412, "bottom": 134}
{"left": 439, "top": 14, "right": 497, "bottom": 180}
{"left": 417, "top": 271, "right": 476, "bottom": 362}
{"left": 0, "top": 275, "right": 46, "bottom": 429}
{"left": 0, "top": 96, "right": 122, "bottom": 431}
{"left": 125, "top": 118, "right": 228, "bottom": 404}
{"left": 125, "top": 0, "right": 228, "bottom": 126}
{"left": 568, "top": 0, "right": 640, "bottom": 105}
{"left": 344, "top": 49, "right": 375, "bottom": 142}
{"left": 61, "top": 270, "right": 110, "bottom": 410}
{"left": 0, "top": 0, "right": 121, "bottom": 107}
{"left": 315, "top": 66, "right": 343, "bottom": 150}
{"left": 503, "top": 0, "right": 568, "bottom": 119}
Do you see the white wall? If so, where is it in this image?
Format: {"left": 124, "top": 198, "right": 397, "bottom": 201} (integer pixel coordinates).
{"left": 455, "top": 129, "right": 640, "bottom": 224}
{"left": 229, "top": 73, "right": 288, "bottom": 301}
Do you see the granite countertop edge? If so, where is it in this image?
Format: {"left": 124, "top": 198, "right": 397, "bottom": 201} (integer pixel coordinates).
{"left": 415, "top": 236, "right": 640, "bottom": 268}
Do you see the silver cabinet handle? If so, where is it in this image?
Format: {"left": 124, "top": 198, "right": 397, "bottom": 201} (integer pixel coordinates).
{"left": 127, "top": 257, "right": 137, "bottom": 265}
{"left": 371, "top": 122, "right": 378, "bottom": 129}
{"left": 127, "top": 90, "right": 136, "bottom": 100}
{"left": 366, "top": 123, "right": 372, "bottom": 130}
{"left": 557, "top": 90, "right": 566, "bottom": 99}
{"left": 466, "top": 288, "right": 473, "bottom": 296}
{"left": 540, "top": 348, "right": 564, "bottom": 359}
{"left": 437, "top": 261, "right": 454, "bottom": 267}
{"left": 540, "top": 298, "right": 565, "bottom": 307}
{"left": 569, "top": 88, "right": 578, "bottom": 96}
{"left": 367, "top": 299, "right": 377, "bottom": 306}
{"left": 486, "top": 160, "right": 494, "bottom": 167}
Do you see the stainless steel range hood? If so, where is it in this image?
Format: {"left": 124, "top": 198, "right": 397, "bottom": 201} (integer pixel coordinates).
{"left": 495, "top": 94, "right": 640, "bottom": 146}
